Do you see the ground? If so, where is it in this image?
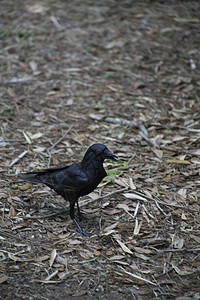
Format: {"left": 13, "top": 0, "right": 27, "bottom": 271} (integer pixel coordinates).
{"left": 0, "top": 1, "right": 200, "bottom": 299}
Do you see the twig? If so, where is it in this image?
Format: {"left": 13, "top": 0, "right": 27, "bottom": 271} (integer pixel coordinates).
{"left": 154, "top": 259, "right": 184, "bottom": 278}
{"left": 23, "top": 209, "right": 69, "bottom": 220}
{"left": 130, "top": 190, "right": 188, "bottom": 209}
{"left": 153, "top": 198, "right": 170, "bottom": 217}
{"left": 9, "top": 150, "right": 28, "bottom": 167}
{"left": 149, "top": 246, "right": 200, "bottom": 253}
{"left": 118, "top": 267, "right": 157, "bottom": 286}
{"left": 0, "top": 140, "right": 23, "bottom": 143}
{"left": 127, "top": 153, "right": 136, "bottom": 164}
{"left": 79, "top": 187, "right": 128, "bottom": 208}
{"left": 160, "top": 145, "right": 199, "bottom": 157}
{"left": 47, "top": 125, "right": 73, "bottom": 168}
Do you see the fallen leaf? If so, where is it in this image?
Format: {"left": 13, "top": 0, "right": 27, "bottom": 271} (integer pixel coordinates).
{"left": 129, "top": 177, "right": 136, "bottom": 190}
{"left": 173, "top": 236, "right": 184, "bottom": 249}
{"left": 134, "top": 218, "right": 142, "bottom": 235}
{"left": 103, "top": 222, "right": 119, "bottom": 232}
{"left": 162, "top": 174, "right": 171, "bottom": 182}
{"left": 8, "top": 206, "right": 16, "bottom": 217}
{"left": 19, "top": 183, "right": 31, "bottom": 191}
{"left": 106, "top": 250, "right": 113, "bottom": 256}
{"left": 123, "top": 193, "right": 147, "bottom": 201}
{"left": 50, "top": 249, "right": 57, "bottom": 267}
{"left": 109, "top": 255, "right": 125, "bottom": 261}
{"left": 190, "top": 235, "right": 200, "bottom": 244}
{"left": 47, "top": 232, "right": 58, "bottom": 240}
{"left": 172, "top": 264, "right": 194, "bottom": 276}
{"left": 8, "top": 253, "right": 20, "bottom": 261}
{"left": 22, "top": 131, "right": 32, "bottom": 144}
{"left": 33, "top": 146, "right": 46, "bottom": 153}
{"left": 0, "top": 275, "right": 9, "bottom": 284}
{"left": 115, "top": 239, "right": 133, "bottom": 255}
{"left": 167, "top": 159, "right": 190, "bottom": 164}
{"left": 9, "top": 150, "right": 28, "bottom": 166}
{"left": 29, "top": 132, "right": 43, "bottom": 139}
{"left": 177, "top": 188, "right": 187, "bottom": 198}
{"left": 117, "top": 203, "right": 130, "bottom": 211}
{"left": 134, "top": 247, "right": 152, "bottom": 254}
{"left": 152, "top": 148, "right": 163, "bottom": 159}
{"left": 93, "top": 250, "right": 101, "bottom": 256}
{"left": 0, "top": 192, "right": 8, "bottom": 199}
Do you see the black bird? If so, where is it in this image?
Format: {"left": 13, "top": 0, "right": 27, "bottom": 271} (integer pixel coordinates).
{"left": 20, "top": 143, "right": 117, "bottom": 236}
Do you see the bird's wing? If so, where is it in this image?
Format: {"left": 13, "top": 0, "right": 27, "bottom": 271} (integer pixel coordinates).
{"left": 21, "top": 163, "right": 89, "bottom": 193}
{"left": 55, "top": 164, "right": 89, "bottom": 188}
{"left": 20, "top": 164, "right": 71, "bottom": 183}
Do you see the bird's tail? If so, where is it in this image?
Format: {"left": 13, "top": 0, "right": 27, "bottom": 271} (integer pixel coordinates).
{"left": 20, "top": 172, "right": 42, "bottom": 183}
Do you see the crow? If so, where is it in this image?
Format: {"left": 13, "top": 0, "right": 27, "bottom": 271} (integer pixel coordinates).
{"left": 20, "top": 143, "right": 117, "bottom": 236}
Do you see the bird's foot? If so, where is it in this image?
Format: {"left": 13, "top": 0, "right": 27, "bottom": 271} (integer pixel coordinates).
{"left": 73, "top": 218, "right": 92, "bottom": 237}
{"left": 77, "top": 228, "right": 92, "bottom": 237}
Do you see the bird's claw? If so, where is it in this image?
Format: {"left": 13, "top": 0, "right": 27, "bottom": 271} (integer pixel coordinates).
{"left": 75, "top": 227, "right": 92, "bottom": 237}
{"left": 73, "top": 218, "right": 92, "bottom": 237}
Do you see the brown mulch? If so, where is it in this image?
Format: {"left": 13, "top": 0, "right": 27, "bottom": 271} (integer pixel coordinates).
{"left": 0, "top": 1, "right": 200, "bottom": 299}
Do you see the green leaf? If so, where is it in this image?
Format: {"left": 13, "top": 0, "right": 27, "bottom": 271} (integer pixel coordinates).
{"left": 78, "top": 257, "right": 98, "bottom": 264}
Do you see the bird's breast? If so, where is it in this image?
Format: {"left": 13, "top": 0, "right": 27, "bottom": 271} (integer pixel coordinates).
{"left": 79, "top": 167, "right": 106, "bottom": 197}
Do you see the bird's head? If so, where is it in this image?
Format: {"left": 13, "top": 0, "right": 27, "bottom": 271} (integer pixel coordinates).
{"left": 82, "top": 143, "right": 118, "bottom": 166}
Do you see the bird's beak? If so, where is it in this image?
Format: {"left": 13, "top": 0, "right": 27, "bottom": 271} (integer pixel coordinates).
{"left": 104, "top": 149, "right": 118, "bottom": 161}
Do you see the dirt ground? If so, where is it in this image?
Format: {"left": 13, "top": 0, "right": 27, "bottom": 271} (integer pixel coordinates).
{"left": 0, "top": 1, "right": 200, "bottom": 299}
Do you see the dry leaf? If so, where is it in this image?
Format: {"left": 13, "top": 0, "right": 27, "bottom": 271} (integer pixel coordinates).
{"left": 79, "top": 251, "right": 91, "bottom": 259}
{"left": 134, "top": 247, "right": 152, "bottom": 254}
{"left": 115, "top": 239, "right": 133, "bottom": 255}
{"left": 190, "top": 235, "right": 200, "bottom": 244}
{"left": 134, "top": 218, "right": 142, "bottom": 235}
{"left": 9, "top": 150, "right": 28, "bottom": 166}
{"left": 173, "top": 237, "right": 184, "bottom": 249}
{"left": 8, "top": 253, "right": 20, "bottom": 261}
{"left": 22, "top": 131, "right": 32, "bottom": 144}
{"left": 8, "top": 205, "right": 16, "bottom": 217}
{"left": 162, "top": 174, "right": 171, "bottom": 182}
{"left": 152, "top": 148, "right": 163, "bottom": 159}
{"left": 12, "top": 222, "right": 30, "bottom": 230}
{"left": 172, "top": 264, "right": 194, "bottom": 276}
{"left": 35, "top": 255, "right": 49, "bottom": 262}
{"left": 104, "top": 222, "right": 119, "bottom": 232}
{"left": 177, "top": 188, "right": 187, "bottom": 198}
{"left": 47, "top": 232, "right": 58, "bottom": 240}
{"left": 167, "top": 159, "right": 190, "bottom": 164}
{"left": 106, "top": 250, "right": 113, "bottom": 256}
{"left": 0, "top": 192, "right": 8, "bottom": 199}
{"left": 129, "top": 178, "right": 136, "bottom": 190}
{"left": 19, "top": 183, "right": 31, "bottom": 191}
{"left": 44, "top": 270, "right": 59, "bottom": 281}
{"left": 117, "top": 203, "right": 130, "bottom": 211}
{"left": 123, "top": 193, "right": 147, "bottom": 202}
{"left": 26, "top": 4, "right": 49, "bottom": 14}
{"left": 0, "top": 275, "right": 9, "bottom": 284}
{"left": 50, "top": 249, "right": 57, "bottom": 267}
{"left": 114, "top": 178, "right": 128, "bottom": 187}
{"left": 109, "top": 255, "right": 125, "bottom": 261}
{"left": 29, "top": 132, "right": 43, "bottom": 139}
{"left": 93, "top": 250, "right": 101, "bottom": 256}
{"left": 33, "top": 146, "right": 46, "bottom": 153}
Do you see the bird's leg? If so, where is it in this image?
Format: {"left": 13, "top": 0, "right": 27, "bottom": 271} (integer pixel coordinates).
{"left": 70, "top": 201, "right": 91, "bottom": 237}
{"left": 75, "top": 201, "right": 87, "bottom": 222}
